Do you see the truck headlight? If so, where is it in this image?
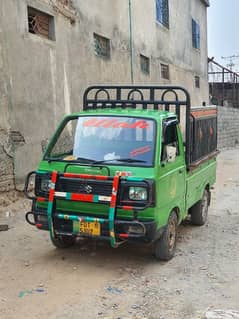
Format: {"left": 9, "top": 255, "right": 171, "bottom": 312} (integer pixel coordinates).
{"left": 129, "top": 187, "right": 148, "bottom": 201}
{"left": 40, "top": 177, "right": 51, "bottom": 192}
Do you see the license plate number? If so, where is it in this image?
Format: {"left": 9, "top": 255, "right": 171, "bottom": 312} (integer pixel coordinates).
{"left": 80, "top": 221, "right": 101, "bottom": 236}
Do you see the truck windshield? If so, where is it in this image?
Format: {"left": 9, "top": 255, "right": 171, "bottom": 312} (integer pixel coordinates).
{"left": 46, "top": 116, "right": 156, "bottom": 166}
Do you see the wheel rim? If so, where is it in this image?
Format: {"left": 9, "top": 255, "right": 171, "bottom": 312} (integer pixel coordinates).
{"left": 201, "top": 192, "right": 209, "bottom": 221}
{"left": 168, "top": 217, "right": 176, "bottom": 252}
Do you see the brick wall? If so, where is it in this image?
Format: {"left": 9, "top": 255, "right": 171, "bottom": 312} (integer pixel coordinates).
{"left": 217, "top": 106, "right": 239, "bottom": 149}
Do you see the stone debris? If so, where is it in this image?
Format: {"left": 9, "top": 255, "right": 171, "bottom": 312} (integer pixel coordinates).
{"left": 106, "top": 286, "right": 123, "bottom": 294}
{"left": 0, "top": 224, "right": 8, "bottom": 231}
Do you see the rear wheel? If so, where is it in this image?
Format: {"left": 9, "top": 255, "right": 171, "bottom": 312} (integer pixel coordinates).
{"left": 51, "top": 235, "right": 76, "bottom": 249}
{"left": 190, "top": 189, "right": 209, "bottom": 226}
{"left": 154, "top": 211, "right": 178, "bottom": 261}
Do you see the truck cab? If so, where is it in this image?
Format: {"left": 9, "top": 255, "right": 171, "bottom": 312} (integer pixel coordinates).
{"left": 25, "top": 86, "right": 217, "bottom": 261}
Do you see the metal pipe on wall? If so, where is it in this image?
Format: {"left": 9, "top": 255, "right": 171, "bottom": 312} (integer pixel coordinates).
{"left": 128, "top": 0, "right": 134, "bottom": 84}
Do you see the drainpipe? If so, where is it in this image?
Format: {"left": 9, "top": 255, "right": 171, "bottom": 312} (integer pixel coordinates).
{"left": 128, "top": 0, "right": 134, "bottom": 84}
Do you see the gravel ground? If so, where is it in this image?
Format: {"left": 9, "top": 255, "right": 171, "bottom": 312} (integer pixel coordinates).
{"left": 0, "top": 149, "right": 239, "bottom": 319}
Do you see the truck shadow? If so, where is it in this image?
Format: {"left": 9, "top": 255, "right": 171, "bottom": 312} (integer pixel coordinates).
{"left": 41, "top": 221, "right": 196, "bottom": 270}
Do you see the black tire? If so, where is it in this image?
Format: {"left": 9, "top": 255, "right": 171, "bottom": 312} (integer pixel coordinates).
{"left": 154, "top": 211, "right": 178, "bottom": 261}
{"left": 51, "top": 235, "right": 76, "bottom": 249}
{"left": 190, "top": 189, "right": 209, "bottom": 226}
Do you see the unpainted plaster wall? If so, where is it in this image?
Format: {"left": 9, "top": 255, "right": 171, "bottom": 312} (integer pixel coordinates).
{"left": 0, "top": 0, "right": 209, "bottom": 189}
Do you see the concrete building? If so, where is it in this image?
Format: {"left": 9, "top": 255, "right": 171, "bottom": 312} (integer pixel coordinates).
{"left": 0, "top": 0, "right": 210, "bottom": 190}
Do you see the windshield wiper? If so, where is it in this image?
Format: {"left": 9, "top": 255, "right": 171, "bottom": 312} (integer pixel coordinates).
{"left": 93, "top": 158, "right": 146, "bottom": 164}
{"left": 76, "top": 157, "right": 96, "bottom": 163}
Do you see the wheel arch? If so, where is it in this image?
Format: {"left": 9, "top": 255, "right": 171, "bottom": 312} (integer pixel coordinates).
{"left": 204, "top": 183, "right": 211, "bottom": 205}
{"left": 171, "top": 206, "right": 180, "bottom": 224}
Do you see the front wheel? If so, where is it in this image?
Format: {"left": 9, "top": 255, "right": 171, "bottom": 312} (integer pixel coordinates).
{"left": 154, "top": 211, "right": 178, "bottom": 261}
{"left": 190, "top": 189, "right": 209, "bottom": 226}
{"left": 51, "top": 235, "right": 76, "bottom": 249}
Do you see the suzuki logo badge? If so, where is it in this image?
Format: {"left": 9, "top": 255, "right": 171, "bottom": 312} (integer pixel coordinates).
{"left": 84, "top": 185, "right": 93, "bottom": 194}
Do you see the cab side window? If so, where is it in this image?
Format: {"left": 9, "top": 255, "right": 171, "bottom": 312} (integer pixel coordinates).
{"left": 161, "top": 121, "right": 180, "bottom": 163}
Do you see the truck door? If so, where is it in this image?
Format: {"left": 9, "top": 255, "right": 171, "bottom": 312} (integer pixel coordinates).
{"left": 157, "top": 119, "right": 187, "bottom": 224}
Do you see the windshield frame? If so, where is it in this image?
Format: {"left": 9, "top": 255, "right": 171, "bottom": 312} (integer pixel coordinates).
{"left": 44, "top": 114, "right": 157, "bottom": 168}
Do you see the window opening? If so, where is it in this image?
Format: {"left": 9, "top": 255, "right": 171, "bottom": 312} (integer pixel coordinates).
{"left": 156, "top": 0, "right": 169, "bottom": 28}
{"left": 140, "top": 54, "right": 150, "bottom": 75}
{"left": 161, "top": 122, "right": 179, "bottom": 163}
{"left": 192, "top": 19, "right": 200, "bottom": 49}
{"left": 195, "top": 76, "right": 200, "bottom": 88}
{"left": 161, "top": 63, "right": 170, "bottom": 80}
{"left": 94, "top": 33, "right": 111, "bottom": 59}
{"left": 28, "top": 6, "right": 55, "bottom": 40}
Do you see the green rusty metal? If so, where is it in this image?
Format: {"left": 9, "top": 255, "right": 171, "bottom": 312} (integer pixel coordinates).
{"left": 108, "top": 207, "right": 116, "bottom": 247}
{"left": 57, "top": 213, "right": 105, "bottom": 224}
{"left": 47, "top": 201, "right": 54, "bottom": 241}
{"left": 36, "top": 109, "right": 217, "bottom": 247}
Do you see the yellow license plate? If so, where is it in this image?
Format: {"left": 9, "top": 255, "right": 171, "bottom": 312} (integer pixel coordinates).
{"left": 80, "top": 221, "right": 101, "bottom": 236}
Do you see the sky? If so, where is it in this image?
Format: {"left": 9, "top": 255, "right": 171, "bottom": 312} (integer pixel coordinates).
{"left": 208, "top": 0, "right": 239, "bottom": 70}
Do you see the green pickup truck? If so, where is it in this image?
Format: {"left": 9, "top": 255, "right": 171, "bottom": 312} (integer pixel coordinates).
{"left": 24, "top": 86, "right": 218, "bottom": 260}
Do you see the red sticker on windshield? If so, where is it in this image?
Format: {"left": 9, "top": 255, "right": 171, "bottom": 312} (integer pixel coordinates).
{"left": 130, "top": 146, "right": 151, "bottom": 157}
{"left": 83, "top": 119, "right": 149, "bottom": 129}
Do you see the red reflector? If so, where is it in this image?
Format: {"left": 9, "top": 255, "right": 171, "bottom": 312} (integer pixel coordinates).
{"left": 122, "top": 206, "right": 133, "bottom": 211}
{"left": 36, "top": 223, "right": 43, "bottom": 228}
{"left": 119, "top": 233, "right": 129, "bottom": 239}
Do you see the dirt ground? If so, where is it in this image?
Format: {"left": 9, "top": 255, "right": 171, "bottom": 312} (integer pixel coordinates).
{"left": 0, "top": 149, "right": 239, "bottom": 319}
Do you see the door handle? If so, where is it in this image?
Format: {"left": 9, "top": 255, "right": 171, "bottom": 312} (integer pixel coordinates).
{"left": 179, "top": 169, "right": 183, "bottom": 174}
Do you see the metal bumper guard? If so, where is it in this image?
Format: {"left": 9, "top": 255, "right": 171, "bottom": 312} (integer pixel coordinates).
{"left": 47, "top": 171, "right": 150, "bottom": 248}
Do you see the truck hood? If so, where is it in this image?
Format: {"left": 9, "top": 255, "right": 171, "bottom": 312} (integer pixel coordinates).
{"left": 37, "top": 160, "right": 156, "bottom": 179}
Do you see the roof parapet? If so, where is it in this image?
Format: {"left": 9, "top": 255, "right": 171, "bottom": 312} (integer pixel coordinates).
{"left": 201, "top": 0, "right": 210, "bottom": 7}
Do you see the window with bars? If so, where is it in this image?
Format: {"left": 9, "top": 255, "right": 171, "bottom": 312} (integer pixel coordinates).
{"left": 28, "top": 6, "right": 55, "bottom": 40}
{"left": 192, "top": 19, "right": 200, "bottom": 49}
{"left": 195, "top": 76, "right": 200, "bottom": 88}
{"left": 156, "top": 0, "right": 169, "bottom": 28}
{"left": 94, "top": 33, "right": 111, "bottom": 59}
{"left": 140, "top": 54, "right": 150, "bottom": 75}
{"left": 161, "top": 63, "right": 170, "bottom": 80}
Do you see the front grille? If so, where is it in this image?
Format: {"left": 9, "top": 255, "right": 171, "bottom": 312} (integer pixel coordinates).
{"left": 56, "top": 177, "right": 113, "bottom": 196}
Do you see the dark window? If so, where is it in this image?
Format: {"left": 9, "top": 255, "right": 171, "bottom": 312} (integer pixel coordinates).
{"left": 195, "top": 76, "right": 200, "bottom": 88}
{"left": 27, "top": 6, "right": 55, "bottom": 40}
{"left": 140, "top": 54, "right": 150, "bottom": 75}
{"left": 156, "top": 0, "right": 169, "bottom": 28}
{"left": 192, "top": 19, "right": 200, "bottom": 49}
{"left": 161, "top": 63, "right": 170, "bottom": 80}
{"left": 94, "top": 33, "right": 111, "bottom": 59}
{"left": 161, "top": 121, "right": 179, "bottom": 162}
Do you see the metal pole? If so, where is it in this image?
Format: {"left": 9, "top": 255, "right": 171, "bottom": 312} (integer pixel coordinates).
{"left": 233, "top": 74, "right": 236, "bottom": 107}
{"left": 236, "top": 76, "right": 239, "bottom": 108}
{"left": 128, "top": 0, "right": 134, "bottom": 84}
{"left": 222, "top": 68, "right": 225, "bottom": 106}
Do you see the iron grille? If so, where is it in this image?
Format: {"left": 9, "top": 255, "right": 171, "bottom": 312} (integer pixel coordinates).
{"left": 56, "top": 177, "right": 113, "bottom": 197}
{"left": 94, "top": 33, "right": 111, "bottom": 59}
{"left": 28, "top": 6, "right": 55, "bottom": 40}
